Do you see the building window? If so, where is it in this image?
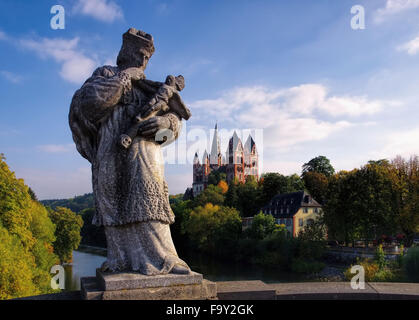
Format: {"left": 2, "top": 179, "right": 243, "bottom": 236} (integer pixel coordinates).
{"left": 286, "top": 207, "right": 289, "bottom": 214}
{"left": 314, "top": 208, "right": 319, "bottom": 213}
{"left": 303, "top": 208, "right": 308, "bottom": 213}
{"left": 299, "top": 219, "right": 303, "bottom": 227}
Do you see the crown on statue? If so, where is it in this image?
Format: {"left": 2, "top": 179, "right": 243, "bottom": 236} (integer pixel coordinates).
{"left": 122, "top": 27, "right": 155, "bottom": 56}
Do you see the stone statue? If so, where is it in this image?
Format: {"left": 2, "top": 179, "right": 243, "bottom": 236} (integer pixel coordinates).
{"left": 119, "top": 74, "right": 191, "bottom": 149}
{"left": 69, "top": 28, "right": 191, "bottom": 275}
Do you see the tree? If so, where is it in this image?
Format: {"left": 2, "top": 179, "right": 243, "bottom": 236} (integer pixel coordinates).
{"left": 207, "top": 168, "right": 227, "bottom": 186}
{"left": 193, "top": 184, "right": 225, "bottom": 207}
{"left": 217, "top": 180, "right": 228, "bottom": 194}
{"left": 303, "top": 171, "right": 329, "bottom": 204}
{"left": 236, "top": 176, "right": 261, "bottom": 217}
{"left": 28, "top": 187, "right": 38, "bottom": 202}
{"left": 0, "top": 225, "right": 39, "bottom": 299}
{"left": 170, "top": 199, "right": 193, "bottom": 252}
{"left": 259, "top": 173, "right": 305, "bottom": 207}
{"left": 0, "top": 156, "right": 59, "bottom": 298}
{"left": 246, "top": 211, "right": 279, "bottom": 240}
{"left": 184, "top": 203, "right": 241, "bottom": 254}
{"left": 323, "top": 162, "right": 397, "bottom": 244}
{"left": 225, "top": 180, "right": 239, "bottom": 208}
{"left": 79, "top": 208, "right": 107, "bottom": 248}
{"left": 48, "top": 207, "right": 83, "bottom": 263}
{"left": 298, "top": 215, "right": 327, "bottom": 241}
{"left": 302, "top": 156, "right": 335, "bottom": 177}
{"left": 391, "top": 155, "right": 419, "bottom": 245}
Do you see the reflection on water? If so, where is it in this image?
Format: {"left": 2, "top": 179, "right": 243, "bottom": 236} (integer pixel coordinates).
{"left": 182, "top": 253, "right": 307, "bottom": 283}
{"left": 64, "top": 250, "right": 106, "bottom": 291}
{"left": 65, "top": 248, "right": 306, "bottom": 291}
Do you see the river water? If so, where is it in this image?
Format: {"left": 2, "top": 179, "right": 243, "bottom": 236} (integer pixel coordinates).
{"left": 64, "top": 249, "right": 307, "bottom": 291}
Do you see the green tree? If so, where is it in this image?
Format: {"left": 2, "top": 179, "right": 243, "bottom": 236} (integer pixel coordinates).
{"left": 297, "top": 215, "right": 327, "bottom": 241}
{"left": 184, "top": 203, "right": 241, "bottom": 254}
{"left": 79, "top": 208, "right": 106, "bottom": 248}
{"left": 259, "top": 173, "right": 305, "bottom": 207}
{"left": 302, "top": 156, "right": 335, "bottom": 177}
{"left": 225, "top": 180, "right": 239, "bottom": 208}
{"left": 302, "top": 171, "right": 328, "bottom": 204}
{"left": 193, "top": 184, "right": 225, "bottom": 207}
{"left": 170, "top": 199, "right": 193, "bottom": 252}
{"left": 0, "top": 225, "right": 39, "bottom": 299}
{"left": 48, "top": 207, "right": 83, "bottom": 263}
{"left": 391, "top": 155, "right": 419, "bottom": 245}
{"left": 236, "top": 176, "right": 261, "bottom": 217}
{"left": 246, "top": 211, "right": 279, "bottom": 240}
{"left": 207, "top": 168, "right": 227, "bottom": 186}
{"left": 259, "top": 173, "right": 289, "bottom": 206}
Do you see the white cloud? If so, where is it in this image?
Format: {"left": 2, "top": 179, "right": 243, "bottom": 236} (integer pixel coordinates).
{"left": 37, "top": 144, "right": 75, "bottom": 153}
{"left": 190, "top": 84, "right": 394, "bottom": 167}
{"left": 379, "top": 128, "right": 419, "bottom": 158}
{"left": 19, "top": 37, "right": 97, "bottom": 84}
{"left": 398, "top": 35, "right": 419, "bottom": 55}
{"left": 374, "top": 0, "right": 419, "bottom": 23}
{"left": 264, "top": 117, "right": 352, "bottom": 150}
{"left": 0, "top": 70, "right": 23, "bottom": 84}
{"left": 193, "top": 84, "right": 389, "bottom": 123}
{"left": 73, "top": 0, "right": 123, "bottom": 22}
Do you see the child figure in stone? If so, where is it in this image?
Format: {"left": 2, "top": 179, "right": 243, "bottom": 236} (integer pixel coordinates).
{"left": 120, "top": 74, "right": 190, "bottom": 148}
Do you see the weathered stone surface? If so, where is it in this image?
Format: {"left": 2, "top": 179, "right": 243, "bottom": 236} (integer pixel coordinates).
{"left": 96, "top": 269, "right": 203, "bottom": 291}
{"left": 368, "top": 282, "right": 419, "bottom": 300}
{"left": 81, "top": 276, "right": 217, "bottom": 300}
{"left": 268, "top": 282, "right": 379, "bottom": 300}
{"left": 216, "top": 280, "right": 276, "bottom": 300}
{"left": 69, "top": 27, "right": 192, "bottom": 276}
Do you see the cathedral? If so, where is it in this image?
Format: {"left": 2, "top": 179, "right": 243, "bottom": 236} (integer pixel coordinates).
{"left": 192, "top": 124, "right": 259, "bottom": 197}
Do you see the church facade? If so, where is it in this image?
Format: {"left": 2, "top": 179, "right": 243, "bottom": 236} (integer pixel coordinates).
{"left": 192, "top": 124, "right": 259, "bottom": 197}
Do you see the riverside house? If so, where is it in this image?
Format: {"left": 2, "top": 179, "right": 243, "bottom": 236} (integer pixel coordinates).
{"left": 262, "top": 191, "right": 322, "bottom": 237}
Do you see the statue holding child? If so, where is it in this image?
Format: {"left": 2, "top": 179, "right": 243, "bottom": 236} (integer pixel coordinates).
{"left": 69, "top": 28, "right": 191, "bottom": 275}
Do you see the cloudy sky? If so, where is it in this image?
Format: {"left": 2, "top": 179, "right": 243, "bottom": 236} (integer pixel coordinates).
{"left": 1, "top": 0, "right": 419, "bottom": 200}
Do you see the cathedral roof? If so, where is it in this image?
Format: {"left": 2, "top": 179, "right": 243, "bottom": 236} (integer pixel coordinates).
{"left": 229, "top": 131, "right": 243, "bottom": 153}
{"left": 210, "top": 123, "right": 221, "bottom": 165}
{"left": 193, "top": 152, "right": 200, "bottom": 164}
{"left": 244, "top": 135, "right": 257, "bottom": 155}
{"left": 202, "top": 150, "right": 208, "bottom": 163}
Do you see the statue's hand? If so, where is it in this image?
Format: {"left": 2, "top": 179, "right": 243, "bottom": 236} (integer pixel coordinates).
{"left": 121, "top": 67, "right": 144, "bottom": 81}
{"left": 137, "top": 116, "right": 170, "bottom": 139}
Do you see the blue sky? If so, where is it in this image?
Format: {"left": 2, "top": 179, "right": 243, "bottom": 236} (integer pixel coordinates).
{"left": 1, "top": 0, "right": 419, "bottom": 199}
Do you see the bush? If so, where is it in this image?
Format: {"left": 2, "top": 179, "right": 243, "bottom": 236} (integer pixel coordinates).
{"left": 373, "top": 268, "right": 400, "bottom": 282}
{"left": 344, "top": 259, "right": 379, "bottom": 281}
{"left": 290, "top": 258, "right": 325, "bottom": 274}
{"left": 403, "top": 247, "right": 419, "bottom": 282}
{"left": 375, "top": 244, "right": 386, "bottom": 270}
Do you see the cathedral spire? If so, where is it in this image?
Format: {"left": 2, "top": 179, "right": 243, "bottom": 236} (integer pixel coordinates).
{"left": 210, "top": 122, "right": 220, "bottom": 165}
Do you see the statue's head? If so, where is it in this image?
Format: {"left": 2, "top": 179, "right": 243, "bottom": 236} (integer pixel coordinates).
{"left": 165, "top": 75, "right": 185, "bottom": 91}
{"left": 117, "top": 28, "right": 155, "bottom": 70}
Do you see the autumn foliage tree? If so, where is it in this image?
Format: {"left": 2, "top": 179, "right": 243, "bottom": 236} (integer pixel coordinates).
{"left": 0, "top": 156, "right": 59, "bottom": 299}
{"left": 48, "top": 207, "right": 83, "bottom": 263}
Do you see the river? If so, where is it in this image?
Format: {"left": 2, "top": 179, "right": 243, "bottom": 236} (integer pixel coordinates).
{"left": 64, "top": 248, "right": 308, "bottom": 291}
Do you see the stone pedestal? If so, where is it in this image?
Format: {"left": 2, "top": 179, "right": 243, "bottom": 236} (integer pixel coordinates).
{"left": 80, "top": 269, "right": 217, "bottom": 300}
